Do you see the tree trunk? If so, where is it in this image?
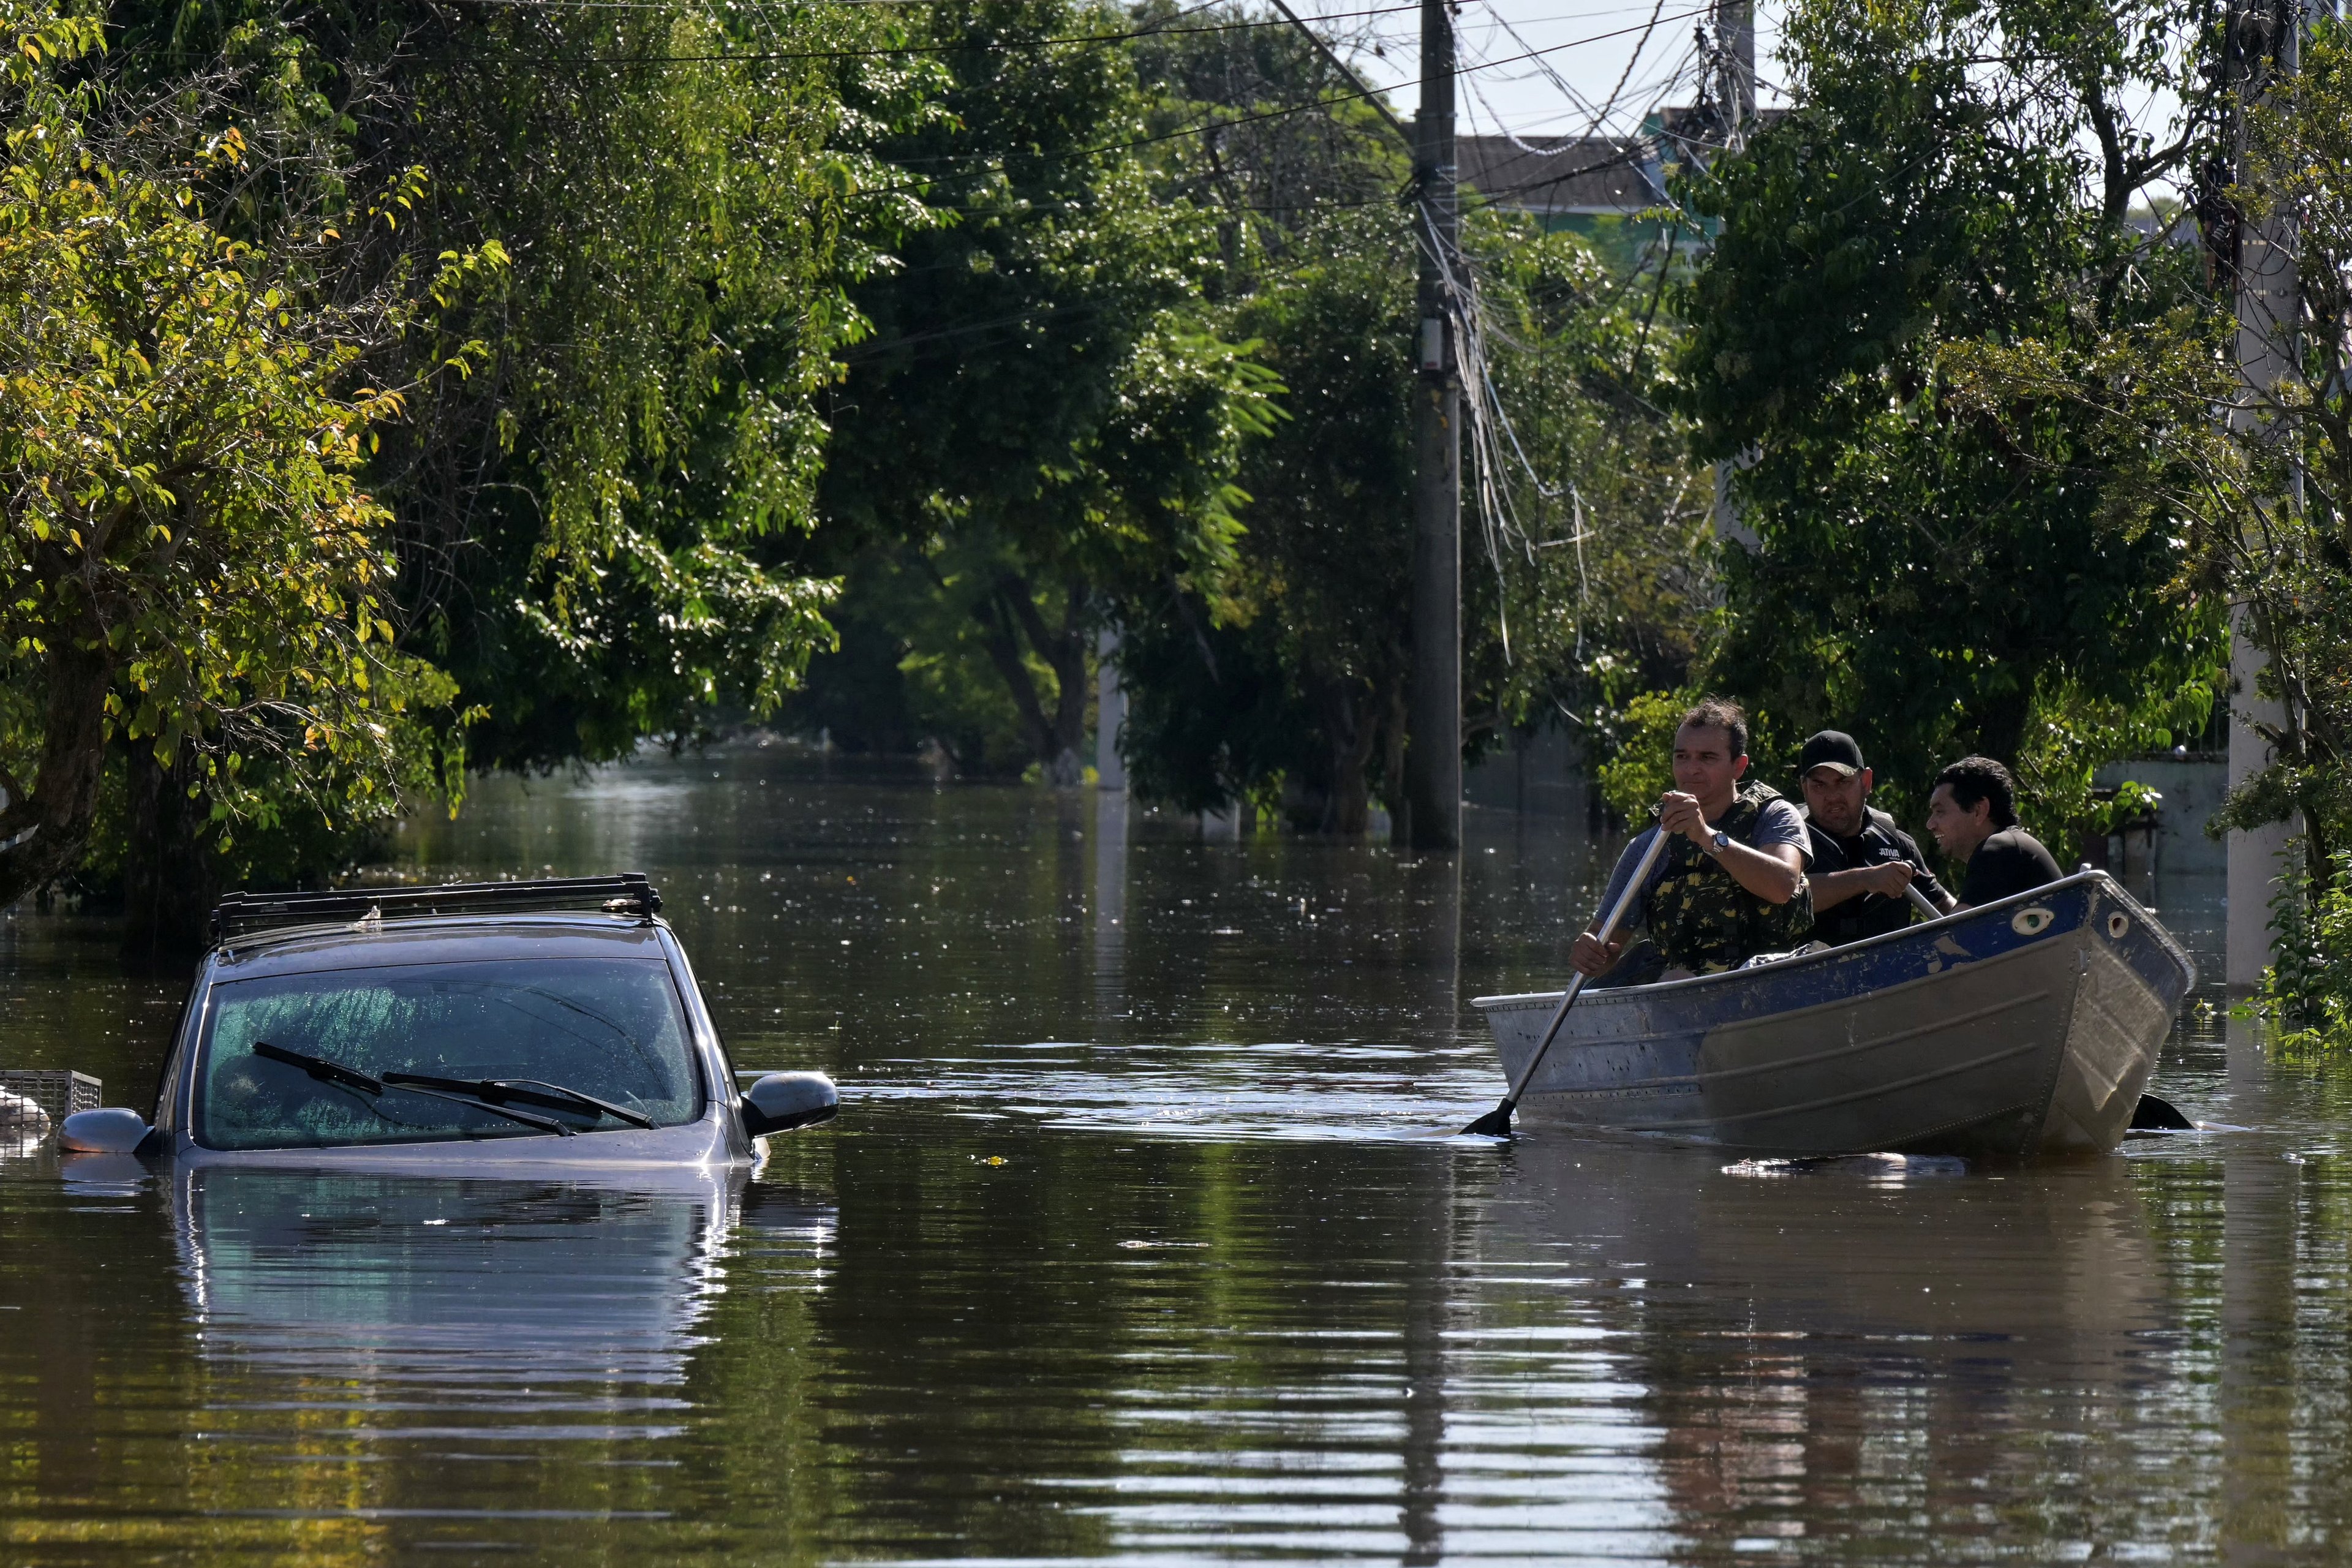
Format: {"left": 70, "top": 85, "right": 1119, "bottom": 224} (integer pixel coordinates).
{"left": 1970, "top": 682, "right": 2034, "bottom": 771}
{"left": 0, "top": 640, "right": 118, "bottom": 909}
{"left": 974, "top": 573, "right": 1093, "bottom": 786}
{"left": 121, "top": 742, "right": 221, "bottom": 971}
{"left": 1006, "top": 579, "right": 1091, "bottom": 787}
{"left": 1329, "top": 701, "right": 1378, "bottom": 837}
{"left": 971, "top": 584, "right": 1061, "bottom": 769}
{"left": 1308, "top": 677, "right": 1378, "bottom": 835}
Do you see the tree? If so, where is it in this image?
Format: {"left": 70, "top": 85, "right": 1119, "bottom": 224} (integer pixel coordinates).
{"left": 1463, "top": 216, "right": 1716, "bottom": 783}
{"left": 1117, "top": 210, "right": 1415, "bottom": 827}
{"left": 1675, "top": 0, "right": 2227, "bottom": 831}
{"left": 0, "top": 0, "right": 462, "bottom": 913}
{"left": 107, "top": 0, "right": 910, "bottom": 773}
{"left": 1947, "top": 17, "right": 2352, "bottom": 1023}
{"left": 806, "top": 0, "right": 1276, "bottom": 783}
{"left": 1111, "top": 7, "right": 1709, "bottom": 829}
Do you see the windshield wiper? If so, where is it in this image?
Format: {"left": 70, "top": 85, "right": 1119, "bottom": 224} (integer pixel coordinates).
{"left": 380, "top": 1072, "right": 655, "bottom": 1129}
{"left": 251, "top": 1042, "right": 575, "bottom": 1137}
{"left": 253, "top": 1039, "right": 382, "bottom": 1094}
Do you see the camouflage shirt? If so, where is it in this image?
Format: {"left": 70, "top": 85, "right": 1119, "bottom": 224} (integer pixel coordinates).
{"left": 1645, "top": 782, "right": 1814, "bottom": 974}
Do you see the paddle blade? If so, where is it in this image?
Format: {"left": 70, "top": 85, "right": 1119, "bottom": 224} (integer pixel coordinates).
{"left": 1462, "top": 1099, "right": 1515, "bottom": 1137}
{"left": 2130, "top": 1093, "right": 2196, "bottom": 1131}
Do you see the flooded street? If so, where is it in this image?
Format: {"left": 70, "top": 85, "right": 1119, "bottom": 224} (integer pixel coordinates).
{"left": 7, "top": 745, "right": 2352, "bottom": 1564}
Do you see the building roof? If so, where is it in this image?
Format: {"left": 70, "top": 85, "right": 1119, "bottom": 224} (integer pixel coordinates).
{"left": 1455, "top": 108, "right": 1793, "bottom": 220}
{"left": 1456, "top": 134, "right": 1664, "bottom": 217}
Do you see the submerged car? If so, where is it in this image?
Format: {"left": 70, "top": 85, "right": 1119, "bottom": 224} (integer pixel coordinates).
{"left": 61, "top": 875, "right": 836, "bottom": 1167}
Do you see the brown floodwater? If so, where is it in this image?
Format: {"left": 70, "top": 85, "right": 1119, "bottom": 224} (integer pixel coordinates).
{"left": 3, "top": 743, "right": 2346, "bottom": 1564}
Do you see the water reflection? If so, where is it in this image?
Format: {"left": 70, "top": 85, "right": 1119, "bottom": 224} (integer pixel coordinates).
{"left": 1095, "top": 786, "right": 1127, "bottom": 1024}
{"left": 154, "top": 1167, "right": 830, "bottom": 1545}
{"left": 173, "top": 1167, "right": 750, "bottom": 1394}
{"left": 17, "top": 749, "right": 2352, "bottom": 1564}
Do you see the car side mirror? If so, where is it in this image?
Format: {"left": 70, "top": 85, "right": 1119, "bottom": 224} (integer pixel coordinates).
{"left": 740, "top": 1071, "right": 839, "bottom": 1136}
{"left": 59, "top": 1107, "right": 154, "bottom": 1155}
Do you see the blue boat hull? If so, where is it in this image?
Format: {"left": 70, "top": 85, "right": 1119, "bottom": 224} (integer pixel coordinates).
{"left": 1473, "top": 872, "right": 2195, "bottom": 1156}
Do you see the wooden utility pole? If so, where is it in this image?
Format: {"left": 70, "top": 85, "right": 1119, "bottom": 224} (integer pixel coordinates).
{"left": 1403, "top": 0, "right": 1461, "bottom": 850}
{"left": 2225, "top": 0, "right": 2301, "bottom": 990}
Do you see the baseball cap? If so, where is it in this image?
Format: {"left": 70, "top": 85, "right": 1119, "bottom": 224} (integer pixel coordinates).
{"left": 1798, "top": 730, "right": 1866, "bottom": 778}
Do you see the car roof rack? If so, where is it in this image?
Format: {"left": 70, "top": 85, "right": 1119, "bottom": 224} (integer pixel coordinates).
{"left": 212, "top": 874, "right": 663, "bottom": 944}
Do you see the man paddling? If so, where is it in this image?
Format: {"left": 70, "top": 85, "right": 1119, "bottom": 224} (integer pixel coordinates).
{"left": 1796, "top": 730, "right": 1954, "bottom": 943}
{"left": 1924, "top": 755, "right": 2063, "bottom": 908}
{"left": 1571, "top": 698, "right": 1812, "bottom": 982}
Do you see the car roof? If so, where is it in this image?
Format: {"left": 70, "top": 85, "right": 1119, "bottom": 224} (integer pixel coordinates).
{"left": 209, "top": 913, "right": 674, "bottom": 981}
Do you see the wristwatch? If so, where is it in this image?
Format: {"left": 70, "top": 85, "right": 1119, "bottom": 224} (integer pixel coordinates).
{"left": 1706, "top": 829, "right": 1730, "bottom": 855}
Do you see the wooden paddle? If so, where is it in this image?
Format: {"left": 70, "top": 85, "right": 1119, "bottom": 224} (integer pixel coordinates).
{"left": 1901, "top": 879, "right": 2195, "bottom": 1132}
{"left": 1464, "top": 827, "right": 1673, "bottom": 1138}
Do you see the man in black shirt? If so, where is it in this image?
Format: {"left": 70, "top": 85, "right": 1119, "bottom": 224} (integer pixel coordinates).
{"left": 1924, "top": 755, "right": 2064, "bottom": 907}
{"left": 1796, "top": 731, "right": 1954, "bottom": 944}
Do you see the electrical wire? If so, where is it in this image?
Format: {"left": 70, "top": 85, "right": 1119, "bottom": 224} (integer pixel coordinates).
{"left": 847, "top": 2, "right": 1717, "bottom": 201}
{"left": 325, "top": 1, "right": 1419, "bottom": 62}
{"left": 1431, "top": 9, "right": 1711, "bottom": 662}
{"left": 467, "top": 4, "right": 1714, "bottom": 76}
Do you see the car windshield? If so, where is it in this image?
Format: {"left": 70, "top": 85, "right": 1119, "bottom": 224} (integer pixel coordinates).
{"left": 193, "top": 956, "right": 703, "bottom": 1150}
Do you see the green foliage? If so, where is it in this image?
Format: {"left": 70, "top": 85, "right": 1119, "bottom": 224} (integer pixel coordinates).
{"left": 2264, "top": 845, "right": 2352, "bottom": 1049}
{"left": 806, "top": 0, "right": 1278, "bottom": 780}
{"left": 107, "top": 0, "right": 907, "bottom": 772}
{"left": 1107, "top": 6, "right": 1711, "bottom": 827}
{"left": 0, "top": 0, "right": 466, "bottom": 905}
{"left": 1934, "top": 17, "right": 2352, "bottom": 998}
{"left": 383, "top": 0, "right": 893, "bottom": 768}
{"left": 1118, "top": 209, "right": 1414, "bottom": 824}
{"left": 1675, "top": 0, "right": 2228, "bottom": 831}
{"left": 2220, "top": 20, "right": 2352, "bottom": 1011}
{"left": 1593, "top": 690, "right": 1695, "bottom": 824}
{"left": 2085, "top": 778, "right": 2165, "bottom": 839}
{"left": 1464, "top": 217, "right": 1717, "bottom": 763}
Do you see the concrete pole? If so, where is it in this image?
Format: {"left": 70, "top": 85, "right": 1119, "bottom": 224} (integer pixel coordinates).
{"left": 1404, "top": 0, "right": 1461, "bottom": 851}
{"left": 1707, "top": 0, "right": 1758, "bottom": 550}
{"left": 1716, "top": 0, "right": 1755, "bottom": 138}
{"left": 2226, "top": 1, "right": 2302, "bottom": 990}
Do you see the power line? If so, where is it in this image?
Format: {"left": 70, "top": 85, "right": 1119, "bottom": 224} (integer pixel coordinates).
{"left": 477, "top": 0, "right": 1422, "bottom": 63}
{"left": 849, "top": 5, "right": 1715, "bottom": 188}
{"left": 470, "top": 3, "right": 1713, "bottom": 80}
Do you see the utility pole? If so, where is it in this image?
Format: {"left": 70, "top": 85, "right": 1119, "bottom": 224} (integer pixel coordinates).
{"left": 2225, "top": 0, "right": 2301, "bottom": 990}
{"left": 1707, "top": 0, "right": 1758, "bottom": 548}
{"left": 1716, "top": 0, "right": 1755, "bottom": 139}
{"left": 1403, "top": 0, "right": 1461, "bottom": 851}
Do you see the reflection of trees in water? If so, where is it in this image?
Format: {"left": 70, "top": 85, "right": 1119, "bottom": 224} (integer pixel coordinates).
{"left": 165, "top": 1167, "right": 780, "bottom": 1556}
{"left": 731, "top": 1126, "right": 1463, "bottom": 1559}
{"left": 1466, "top": 1137, "right": 2352, "bottom": 1556}
{"left": 1585, "top": 1152, "right": 2184, "bottom": 1553}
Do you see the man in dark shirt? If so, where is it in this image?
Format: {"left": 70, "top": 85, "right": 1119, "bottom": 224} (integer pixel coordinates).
{"left": 1924, "top": 755, "right": 2064, "bottom": 907}
{"left": 1795, "top": 731, "right": 1954, "bottom": 944}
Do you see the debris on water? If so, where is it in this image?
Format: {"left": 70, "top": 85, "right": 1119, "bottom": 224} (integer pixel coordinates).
{"left": 1721, "top": 1158, "right": 1811, "bottom": 1177}
{"left": 1722, "top": 1152, "right": 1970, "bottom": 1179}
{"left": 0, "top": 1089, "right": 49, "bottom": 1137}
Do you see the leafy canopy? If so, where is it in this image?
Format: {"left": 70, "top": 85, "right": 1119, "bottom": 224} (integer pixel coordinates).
{"left": 0, "top": 0, "right": 462, "bottom": 903}
{"left": 1676, "top": 0, "right": 2226, "bottom": 834}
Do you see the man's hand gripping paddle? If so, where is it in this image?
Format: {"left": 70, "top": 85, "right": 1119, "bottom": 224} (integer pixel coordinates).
{"left": 1464, "top": 826, "right": 1673, "bottom": 1139}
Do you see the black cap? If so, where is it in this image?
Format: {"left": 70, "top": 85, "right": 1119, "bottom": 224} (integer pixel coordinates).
{"left": 1798, "top": 730, "right": 1866, "bottom": 778}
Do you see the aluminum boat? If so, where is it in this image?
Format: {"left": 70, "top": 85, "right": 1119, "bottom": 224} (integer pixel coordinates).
{"left": 1472, "top": 870, "right": 2194, "bottom": 1156}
